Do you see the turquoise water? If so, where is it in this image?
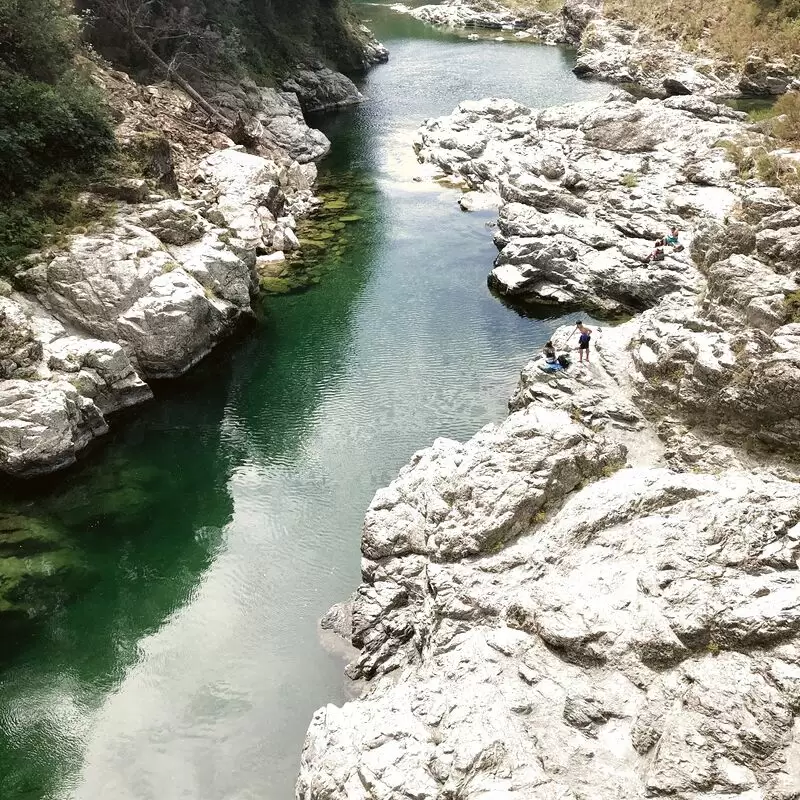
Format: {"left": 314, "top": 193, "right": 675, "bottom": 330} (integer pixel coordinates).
{"left": 0, "top": 4, "right": 608, "bottom": 799}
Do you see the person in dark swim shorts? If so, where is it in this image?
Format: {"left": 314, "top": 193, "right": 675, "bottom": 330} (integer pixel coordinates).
{"left": 575, "top": 320, "right": 593, "bottom": 363}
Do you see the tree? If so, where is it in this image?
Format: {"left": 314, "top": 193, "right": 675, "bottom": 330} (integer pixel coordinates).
{"left": 85, "top": 0, "right": 228, "bottom": 124}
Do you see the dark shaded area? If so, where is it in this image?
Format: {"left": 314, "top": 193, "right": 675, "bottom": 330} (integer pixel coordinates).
{"left": 78, "top": 0, "right": 376, "bottom": 83}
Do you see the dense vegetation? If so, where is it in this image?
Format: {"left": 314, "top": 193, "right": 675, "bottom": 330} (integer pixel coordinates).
{"left": 79, "top": 0, "right": 374, "bottom": 83}
{"left": 0, "top": 0, "right": 114, "bottom": 272}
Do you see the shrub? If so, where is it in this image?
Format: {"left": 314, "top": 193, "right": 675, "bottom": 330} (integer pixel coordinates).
{"left": 0, "top": 0, "right": 80, "bottom": 81}
{"left": 0, "top": 0, "right": 115, "bottom": 273}
{"left": 0, "top": 72, "right": 114, "bottom": 200}
{"left": 604, "top": 0, "right": 800, "bottom": 63}
{"left": 786, "top": 291, "right": 800, "bottom": 323}
{"left": 773, "top": 91, "right": 800, "bottom": 144}
{"left": 0, "top": 173, "right": 113, "bottom": 275}
{"left": 621, "top": 172, "right": 640, "bottom": 187}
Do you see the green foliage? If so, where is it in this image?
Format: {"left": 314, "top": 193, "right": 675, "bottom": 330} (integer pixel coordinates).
{"left": 0, "top": 173, "right": 113, "bottom": 276}
{"left": 747, "top": 105, "right": 780, "bottom": 122}
{"left": 786, "top": 291, "right": 800, "bottom": 323}
{"left": 0, "top": 0, "right": 80, "bottom": 81}
{"left": 81, "top": 0, "right": 373, "bottom": 81}
{"left": 621, "top": 172, "right": 640, "bottom": 188}
{"left": 0, "top": 71, "right": 114, "bottom": 200}
{"left": 0, "top": 0, "right": 114, "bottom": 274}
{"left": 773, "top": 91, "right": 800, "bottom": 144}
{"left": 716, "top": 138, "right": 800, "bottom": 200}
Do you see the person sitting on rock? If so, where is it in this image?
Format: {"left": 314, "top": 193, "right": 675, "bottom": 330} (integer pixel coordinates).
{"left": 665, "top": 226, "right": 680, "bottom": 246}
{"left": 574, "top": 321, "right": 593, "bottom": 363}
{"left": 646, "top": 244, "right": 665, "bottom": 263}
{"left": 543, "top": 340, "right": 557, "bottom": 365}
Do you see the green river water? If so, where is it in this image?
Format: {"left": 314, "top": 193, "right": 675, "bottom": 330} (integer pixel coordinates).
{"left": 0, "top": 3, "right": 609, "bottom": 798}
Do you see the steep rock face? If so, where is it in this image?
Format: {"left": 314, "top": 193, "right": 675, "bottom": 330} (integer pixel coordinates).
{"left": 299, "top": 436, "right": 800, "bottom": 799}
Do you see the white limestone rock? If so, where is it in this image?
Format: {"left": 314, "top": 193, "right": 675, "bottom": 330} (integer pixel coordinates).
{"left": 117, "top": 270, "right": 235, "bottom": 380}
{"left": 0, "top": 379, "right": 107, "bottom": 478}
{"left": 299, "top": 458, "right": 800, "bottom": 800}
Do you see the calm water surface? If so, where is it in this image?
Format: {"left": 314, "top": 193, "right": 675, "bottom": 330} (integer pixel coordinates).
{"left": 0, "top": 4, "right": 608, "bottom": 799}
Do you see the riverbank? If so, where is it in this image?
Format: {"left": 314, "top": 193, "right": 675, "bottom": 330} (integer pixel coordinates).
{"left": 0, "top": 39, "right": 389, "bottom": 480}
{"left": 297, "top": 84, "right": 800, "bottom": 798}
{"left": 394, "top": 0, "right": 800, "bottom": 98}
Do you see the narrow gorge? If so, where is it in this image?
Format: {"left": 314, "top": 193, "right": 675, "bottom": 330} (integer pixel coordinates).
{"left": 1, "top": 1, "right": 799, "bottom": 799}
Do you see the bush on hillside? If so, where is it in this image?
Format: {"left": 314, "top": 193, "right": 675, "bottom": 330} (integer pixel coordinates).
{"left": 0, "top": 0, "right": 115, "bottom": 274}
{"left": 773, "top": 91, "right": 800, "bottom": 143}
{"left": 0, "top": 0, "right": 81, "bottom": 80}
{"left": 604, "top": 0, "right": 800, "bottom": 63}
{"left": 0, "top": 73, "right": 114, "bottom": 200}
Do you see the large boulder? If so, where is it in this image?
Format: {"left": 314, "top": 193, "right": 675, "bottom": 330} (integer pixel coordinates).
{"left": 117, "top": 270, "right": 236, "bottom": 380}
{"left": 210, "top": 80, "right": 331, "bottom": 163}
{"left": 18, "top": 225, "right": 175, "bottom": 342}
{"left": 352, "top": 406, "right": 626, "bottom": 677}
{"left": 46, "top": 336, "right": 152, "bottom": 413}
{"left": 281, "top": 66, "right": 363, "bottom": 113}
{"left": 299, "top": 443, "right": 800, "bottom": 800}
{"left": 0, "top": 380, "right": 107, "bottom": 478}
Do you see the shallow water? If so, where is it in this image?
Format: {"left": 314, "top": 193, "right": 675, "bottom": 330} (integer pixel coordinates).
{"left": 0, "top": 4, "right": 609, "bottom": 799}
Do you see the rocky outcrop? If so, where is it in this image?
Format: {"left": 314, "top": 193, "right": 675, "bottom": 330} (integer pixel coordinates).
{"left": 299, "top": 415, "right": 800, "bottom": 798}
{"left": 0, "top": 140, "right": 320, "bottom": 477}
{"left": 415, "top": 94, "right": 745, "bottom": 314}
{"left": 0, "top": 291, "right": 151, "bottom": 477}
{"left": 210, "top": 79, "right": 332, "bottom": 163}
{"left": 281, "top": 64, "right": 364, "bottom": 113}
{"left": 414, "top": 91, "right": 800, "bottom": 451}
{"left": 298, "top": 85, "right": 800, "bottom": 799}
{"left": 400, "top": 0, "right": 532, "bottom": 31}
{"left": 299, "top": 316, "right": 800, "bottom": 799}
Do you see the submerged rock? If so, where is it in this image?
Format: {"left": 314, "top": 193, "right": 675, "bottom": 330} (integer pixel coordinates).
{"left": 0, "top": 511, "right": 88, "bottom": 647}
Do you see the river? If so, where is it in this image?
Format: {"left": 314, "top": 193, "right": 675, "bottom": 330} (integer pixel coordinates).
{"left": 0, "top": 4, "right": 608, "bottom": 799}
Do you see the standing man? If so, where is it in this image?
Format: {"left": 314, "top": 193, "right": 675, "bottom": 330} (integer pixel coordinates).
{"left": 575, "top": 321, "right": 593, "bottom": 363}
